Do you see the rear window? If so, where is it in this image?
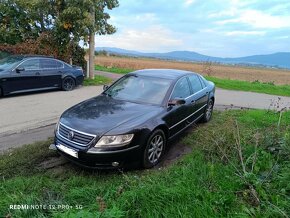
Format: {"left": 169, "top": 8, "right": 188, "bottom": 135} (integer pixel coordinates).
{"left": 40, "top": 59, "right": 63, "bottom": 69}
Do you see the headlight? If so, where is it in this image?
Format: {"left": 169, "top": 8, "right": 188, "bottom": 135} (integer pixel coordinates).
{"left": 54, "top": 121, "right": 59, "bottom": 133}
{"left": 95, "top": 134, "right": 134, "bottom": 147}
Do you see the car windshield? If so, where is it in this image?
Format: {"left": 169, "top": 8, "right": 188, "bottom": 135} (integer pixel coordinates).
{"left": 104, "top": 75, "right": 172, "bottom": 105}
{"left": 0, "top": 56, "right": 23, "bottom": 71}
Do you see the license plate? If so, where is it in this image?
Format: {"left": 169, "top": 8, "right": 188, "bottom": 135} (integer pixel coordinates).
{"left": 56, "top": 144, "right": 78, "bottom": 158}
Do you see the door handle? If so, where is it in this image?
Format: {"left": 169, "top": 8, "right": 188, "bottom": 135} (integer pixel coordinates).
{"left": 35, "top": 72, "right": 40, "bottom": 75}
{"left": 191, "top": 100, "right": 196, "bottom": 105}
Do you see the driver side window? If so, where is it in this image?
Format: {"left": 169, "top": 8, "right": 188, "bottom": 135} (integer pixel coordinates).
{"left": 19, "top": 59, "right": 40, "bottom": 70}
{"left": 171, "top": 77, "right": 191, "bottom": 99}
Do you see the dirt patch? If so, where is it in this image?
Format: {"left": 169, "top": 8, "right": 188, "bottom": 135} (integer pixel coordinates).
{"left": 160, "top": 142, "right": 192, "bottom": 168}
{"left": 157, "top": 125, "right": 199, "bottom": 168}
{"left": 37, "top": 156, "right": 68, "bottom": 170}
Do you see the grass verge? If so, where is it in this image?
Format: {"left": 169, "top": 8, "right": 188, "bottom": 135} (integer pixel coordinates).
{"left": 95, "top": 65, "right": 290, "bottom": 97}
{"left": 83, "top": 75, "right": 112, "bottom": 86}
{"left": 95, "top": 65, "right": 132, "bottom": 75}
{"left": 206, "top": 76, "right": 290, "bottom": 97}
{"left": 0, "top": 110, "right": 289, "bottom": 217}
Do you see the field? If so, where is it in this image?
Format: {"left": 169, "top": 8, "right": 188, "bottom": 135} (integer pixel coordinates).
{"left": 1, "top": 110, "right": 289, "bottom": 217}
{"left": 94, "top": 56, "right": 290, "bottom": 85}
{"left": 95, "top": 65, "right": 290, "bottom": 97}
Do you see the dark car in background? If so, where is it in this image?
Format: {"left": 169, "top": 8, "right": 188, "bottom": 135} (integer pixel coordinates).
{"left": 0, "top": 55, "right": 84, "bottom": 96}
{"left": 52, "top": 69, "right": 215, "bottom": 169}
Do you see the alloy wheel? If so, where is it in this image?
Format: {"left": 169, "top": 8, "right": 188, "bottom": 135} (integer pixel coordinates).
{"left": 63, "top": 77, "right": 75, "bottom": 91}
{"left": 147, "top": 134, "right": 164, "bottom": 164}
{"left": 205, "top": 100, "right": 213, "bottom": 120}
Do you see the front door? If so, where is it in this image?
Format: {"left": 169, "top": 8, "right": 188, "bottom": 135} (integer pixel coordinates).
{"left": 7, "top": 59, "right": 41, "bottom": 93}
{"left": 164, "top": 76, "right": 193, "bottom": 137}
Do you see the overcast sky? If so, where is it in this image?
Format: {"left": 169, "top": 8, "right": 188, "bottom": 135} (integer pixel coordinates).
{"left": 95, "top": 0, "right": 290, "bottom": 57}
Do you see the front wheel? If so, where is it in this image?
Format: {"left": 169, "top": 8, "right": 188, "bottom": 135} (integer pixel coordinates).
{"left": 201, "top": 99, "right": 214, "bottom": 122}
{"left": 62, "top": 77, "right": 75, "bottom": 91}
{"left": 142, "top": 129, "right": 166, "bottom": 168}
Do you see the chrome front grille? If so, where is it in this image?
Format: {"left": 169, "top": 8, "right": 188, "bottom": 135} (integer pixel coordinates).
{"left": 58, "top": 123, "right": 96, "bottom": 146}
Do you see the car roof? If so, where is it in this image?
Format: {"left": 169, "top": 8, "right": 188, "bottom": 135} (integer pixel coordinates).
{"left": 23, "top": 55, "right": 54, "bottom": 59}
{"left": 8, "top": 55, "right": 55, "bottom": 60}
{"left": 129, "top": 69, "right": 198, "bottom": 80}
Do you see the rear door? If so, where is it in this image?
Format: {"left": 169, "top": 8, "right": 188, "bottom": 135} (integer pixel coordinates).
{"left": 164, "top": 76, "right": 193, "bottom": 136}
{"left": 39, "top": 58, "right": 63, "bottom": 88}
{"left": 8, "top": 59, "right": 41, "bottom": 93}
{"left": 187, "top": 75, "right": 208, "bottom": 120}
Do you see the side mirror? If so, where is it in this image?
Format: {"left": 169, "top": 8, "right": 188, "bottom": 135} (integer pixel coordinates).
{"left": 16, "top": 68, "right": 25, "bottom": 73}
{"left": 168, "top": 98, "right": 186, "bottom": 107}
{"left": 103, "top": 85, "right": 109, "bottom": 91}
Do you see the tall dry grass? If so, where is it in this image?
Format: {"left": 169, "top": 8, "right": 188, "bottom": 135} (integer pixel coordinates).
{"left": 94, "top": 56, "right": 290, "bottom": 85}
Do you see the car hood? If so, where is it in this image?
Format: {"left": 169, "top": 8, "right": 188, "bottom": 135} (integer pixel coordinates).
{"left": 60, "top": 95, "right": 162, "bottom": 136}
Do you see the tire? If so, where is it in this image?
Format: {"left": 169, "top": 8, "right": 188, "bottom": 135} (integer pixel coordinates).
{"left": 0, "top": 87, "right": 3, "bottom": 97}
{"left": 62, "top": 77, "right": 75, "bottom": 91}
{"left": 201, "top": 98, "right": 214, "bottom": 123}
{"left": 142, "top": 129, "right": 166, "bottom": 168}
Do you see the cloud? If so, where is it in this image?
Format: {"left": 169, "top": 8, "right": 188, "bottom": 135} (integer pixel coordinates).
{"left": 135, "top": 13, "right": 157, "bottom": 22}
{"left": 184, "top": 0, "right": 196, "bottom": 6}
{"left": 217, "top": 9, "right": 290, "bottom": 29}
{"left": 225, "top": 30, "right": 266, "bottom": 36}
{"left": 96, "top": 25, "right": 183, "bottom": 52}
{"left": 93, "top": 0, "right": 290, "bottom": 57}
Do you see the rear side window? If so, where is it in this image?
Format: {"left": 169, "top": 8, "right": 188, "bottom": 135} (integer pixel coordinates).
{"left": 199, "top": 75, "right": 208, "bottom": 87}
{"left": 188, "top": 75, "right": 203, "bottom": 93}
{"left": 19, "top": 59, "right": 40, "bottom": 70}
{"left": 171, "top": 77, "right": 191, "bottom": 99}
{"left": 40, "top": 59, "right": 63, "bottom": 69}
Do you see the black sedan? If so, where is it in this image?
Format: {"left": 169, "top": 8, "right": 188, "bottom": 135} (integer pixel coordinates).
{"left": 53, "top": 69, "right": 215, "bottom": 169}
{"left": 0, "top": 55, "right": 84, "bottom": 96}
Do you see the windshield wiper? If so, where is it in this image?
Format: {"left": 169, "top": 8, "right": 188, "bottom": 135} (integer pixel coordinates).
{"left": 103, "top": 92, "right": 112, "bottom": 97}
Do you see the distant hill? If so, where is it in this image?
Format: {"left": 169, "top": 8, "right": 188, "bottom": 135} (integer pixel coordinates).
{"left": 96, "top": 47, "right": 290, "bottom": 69}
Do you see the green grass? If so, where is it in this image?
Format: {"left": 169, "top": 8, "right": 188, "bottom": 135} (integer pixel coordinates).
{"left": 95, "top": 65, "right": 290, "bottom": 97}
{"left": 206, "top": 76, "right": 290, "bottom": 97}
{"left": 95, "top": 65, "right": 132, "bottom": 74}
{"left": 83, "top": 75, "right": 112, "bottom": 86}
{"left": 0, "top": 110, "right": 289, "bottom": 217}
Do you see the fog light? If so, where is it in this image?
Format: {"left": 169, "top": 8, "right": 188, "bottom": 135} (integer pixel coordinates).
{"left": 112, "top": 162, "right": 119, "bottom": 167}
{"left": 49, "top": 144, "right": 57, "bottom": 150}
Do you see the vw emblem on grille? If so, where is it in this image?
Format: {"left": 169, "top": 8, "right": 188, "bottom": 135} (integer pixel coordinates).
{"left": 68, "top": 131, "right": 75, "bottom": 140}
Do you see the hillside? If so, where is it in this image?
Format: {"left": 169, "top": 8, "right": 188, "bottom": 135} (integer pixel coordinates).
{"left": 96, "top": 47, "right": 290, "bottom": 69}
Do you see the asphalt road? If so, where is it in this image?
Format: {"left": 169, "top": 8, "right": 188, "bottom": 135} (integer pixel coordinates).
{"left": 1, "top": 72, "right": 290, "bottom": 153}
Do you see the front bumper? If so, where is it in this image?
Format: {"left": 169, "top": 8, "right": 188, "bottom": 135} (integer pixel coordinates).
{"left": 54, "top": 135, "right": 144, "bottom": 169}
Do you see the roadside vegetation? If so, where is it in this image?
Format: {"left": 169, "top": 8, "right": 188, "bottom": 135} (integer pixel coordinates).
{"left": 1, "top": 110, "right": 289, "bottom": 217}
{"left": 207, "top": 77, "right": 290, "bottom": 96}
{"left": 95, "top": 65, "right": 290, "bottom": 97}
{"left": 83, "top": 75, "right": 112, "bottom": 86}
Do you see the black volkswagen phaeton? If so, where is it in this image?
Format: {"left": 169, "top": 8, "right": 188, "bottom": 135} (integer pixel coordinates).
{"left": 53, "top": 69, "right": 215, "bottom": 168}
{"left": 0, "top": 55, "right": 84, "bottom": 96}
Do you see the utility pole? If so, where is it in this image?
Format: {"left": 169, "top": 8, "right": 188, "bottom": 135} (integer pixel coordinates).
{"left": 89, "top": 4, "right": 95, "bottom": 79}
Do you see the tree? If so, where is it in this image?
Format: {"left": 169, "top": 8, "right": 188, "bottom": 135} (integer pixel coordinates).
{"left": 0, "top": 0, "right": 55, "bottom": 44}
{"left": 0, "top": 0, "right": 119, "bottom": 74}
{"left": 87, "top": 0, "right": 119, "bottom": 79}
